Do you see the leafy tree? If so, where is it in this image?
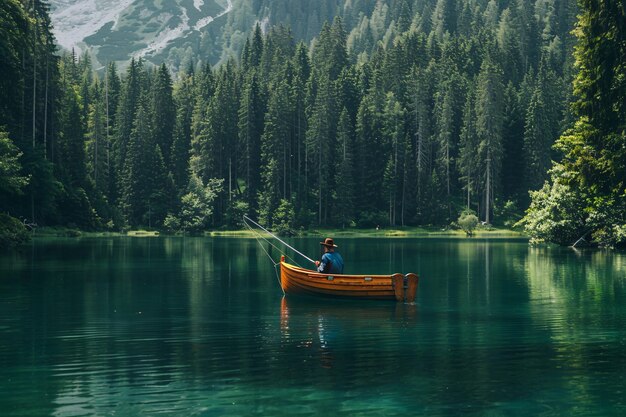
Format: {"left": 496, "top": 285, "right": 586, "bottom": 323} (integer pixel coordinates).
{"left": 0, "top": 213, "right": 30, "bottom": 248}
{"left": 176, "top": 174, "right": 224, "bottom": 234}
{"left": 457, "top": 209, "right": 479, "bottom": 237}
{"left": 0, "top": 128, "right": 29, "bottom": 197}
{"left": 520, "top": 164, "right": 587, "bottom": 245}
{"left": 524, "top": 0, "right": 626, "bottom": 247}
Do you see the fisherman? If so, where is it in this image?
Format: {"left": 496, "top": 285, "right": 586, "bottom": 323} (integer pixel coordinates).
{"left": 315, "top": 237, "right": 344, "bottom": 274}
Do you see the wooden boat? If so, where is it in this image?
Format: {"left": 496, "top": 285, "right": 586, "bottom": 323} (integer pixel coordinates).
{"left": 280, "top": 255, "right": 419, "bottom": 302}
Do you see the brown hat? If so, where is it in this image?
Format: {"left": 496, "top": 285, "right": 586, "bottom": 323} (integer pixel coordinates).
{"left": 320, "top": 237, "right": 337, "bottom": 247}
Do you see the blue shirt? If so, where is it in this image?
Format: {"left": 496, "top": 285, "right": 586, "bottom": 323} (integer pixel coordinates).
{"left": 317, "top": 251, "right": 344, "bottom": 274}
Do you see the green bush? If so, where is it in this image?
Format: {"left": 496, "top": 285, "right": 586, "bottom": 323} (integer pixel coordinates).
{"left": 0, "top": 213, "right": 30, "bottom": 249}
{"left": 457, "top": 209, "right": 479, "bottom": 237}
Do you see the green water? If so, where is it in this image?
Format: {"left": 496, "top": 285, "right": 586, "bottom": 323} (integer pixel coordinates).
{"left": 1, "top": 237, "right": 625, "bottom": 416}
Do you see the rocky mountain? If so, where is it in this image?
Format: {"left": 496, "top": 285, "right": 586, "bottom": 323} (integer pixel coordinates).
{"left": 49, "top": 0, "right": 233, "bottom": 68}
{"left": 48, "top": 0, "right": 371, "bottom": 70}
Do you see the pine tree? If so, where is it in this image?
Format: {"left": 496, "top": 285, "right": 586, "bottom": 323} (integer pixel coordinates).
{"left": 0, "top": 0, "right": 29, "bottom": 139}
{"left": 475, "top": 55, "right": 505, "bottom": 224}
{"left": 334, "top": 108, "right": 356, "bottom": 228}
{"left": 405, "top": 65, "right": 435, "bottom": 220}
{"left": 306, "top": 73, "right": 336, "bottom": 225}
{"left": 431, "top": 0, "right": 456, "bottom": 40}
{"left": 260, "top": 73, "right": 293, "bottom": 226}
{"left": 500, "top": 82, "right": 525, "bottom": 202}
{"left": 497, "top": 8, "right": 523, "bottom": 84}
{"left": 382, "top": 92, "right": 405, "bottom": 226}
{"left": 170, "top": 71, "right": 195, "bottom": 192}
{"left": 86, "top": 79, "right": 108, "bottom": 195}
{"left": 238, "top": 70, "right": 265, "bottom": 213}
{"left": 113, "top": 58, "right": 143, "bottom": 204}
{"left": 434, "top": 70, "right": 465, "bottom": 218}
{"left": 146, "top": 144, "right": 173, "bottom": 228}
{"left": 355, "top": 93, "right": 385, "bottom": 221}
{"left": 525, "top": 0, "right": 626, "bottom": 246}
{"left": 189, "top": 64, "right": 215, "bottom": 183}
{"left": 121, "top": 93, "right": 152, "bottom": 226}
{"left": 291, "top": 42, "right": 311, "bottom": 218}
{"left": 523, "top": 82, "right": 552, "bottom": 193}
{"left": 58, "top": 85, "right": 86, "bottom": 188}
{"left": 457, "top": 85, "right": 479, "bottom": 212}
{"left": 152, "top": 64, "right": 175, "bottom": 166}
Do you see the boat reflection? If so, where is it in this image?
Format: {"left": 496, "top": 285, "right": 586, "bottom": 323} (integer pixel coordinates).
{"left": 279, "top": 297, "right": 419, "bottom": 369}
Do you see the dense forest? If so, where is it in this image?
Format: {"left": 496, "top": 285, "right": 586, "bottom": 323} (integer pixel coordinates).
{"left": 1, "top": 0, "right": 625, "bottom": 247}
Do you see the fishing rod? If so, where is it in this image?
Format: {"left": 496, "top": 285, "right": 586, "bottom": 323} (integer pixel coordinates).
{"left": 243, "top": 215, "right": 316, "bottom": 265}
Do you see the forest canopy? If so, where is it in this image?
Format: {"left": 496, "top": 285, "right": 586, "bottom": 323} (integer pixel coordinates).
{"left": 1, "top": 0, "right": 624, "bottom": 247}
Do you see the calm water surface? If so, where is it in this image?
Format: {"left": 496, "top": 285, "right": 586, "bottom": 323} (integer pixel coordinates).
{"left": 1, "top": 237, "right": 625, "bottom": 416}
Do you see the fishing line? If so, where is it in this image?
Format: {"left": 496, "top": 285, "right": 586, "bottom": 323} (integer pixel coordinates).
{"left": 243, "top": 216, "right": 318, "bottom": 295}
{"left": 243, "top": 215, "right": 316, "bottom": 265}
{"left": 243, "top": 218, "right": 300, "bottom": 267}
{"left": 244, "top": 220, "right": 284, "bottom": 292}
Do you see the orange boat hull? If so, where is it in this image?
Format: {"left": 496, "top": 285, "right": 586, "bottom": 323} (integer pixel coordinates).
{"left": 280, "top": 258, "right": 418, "bottom": 302}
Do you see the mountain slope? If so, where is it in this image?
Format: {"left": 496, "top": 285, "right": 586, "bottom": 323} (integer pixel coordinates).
{"left": 50, "top": 0, "right": 231, "bottom": 68}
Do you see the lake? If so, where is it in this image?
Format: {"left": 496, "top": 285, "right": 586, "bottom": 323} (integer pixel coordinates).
{"left": 1, "top": 236, "right": 625, "bottom": 416}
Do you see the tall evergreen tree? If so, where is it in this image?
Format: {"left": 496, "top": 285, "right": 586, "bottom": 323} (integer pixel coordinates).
{"left": 238, "top": 70, "right": 265, "bottom": 213}
{"left": 170, "top": 71, "right": 195, "bottom": 192}
{"left": 334, "top": 108, "right": 356, "bottom": 228}
{"left": 382, "top": 92, "right": 405, "bottom": 226}
{"left": 86, "top": 79, "right": 108, "bottom": 195}
{"left": 457, "top": 85, "right": 479, "bottom": 212}
{"left": 475, "top": 55, "right": 505, "bottom": 223}
{"left": 113, "top": 58, "right": 143, "bottom": 204}
{"left": 525, "top": 0, "right": 626, "bottom": 246}
{"left": 306, "top": 73, "right": 337, "bottom": 225}
{"left": 121, "top": 93, "right": 153, "bottom": 226}
{"left": 259, "top": 75, "right": 293, "bottom": 227}
{"left": 151, "top": 64, "right": 175, "bottom": 166}
{"left": 57, "top": 84, "right": 86, "bottom": 188}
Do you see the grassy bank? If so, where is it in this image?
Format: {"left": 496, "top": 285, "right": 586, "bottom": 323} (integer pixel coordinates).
{"left": 209, "top": 226, "right": 526, "bottom": 238}
{"left": 30, "top": 226, "right": 525, "bottom": 239}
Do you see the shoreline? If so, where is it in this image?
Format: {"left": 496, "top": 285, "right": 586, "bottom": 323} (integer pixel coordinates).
{"left": 30, "top": 226, "right": 527, "bottom": 239}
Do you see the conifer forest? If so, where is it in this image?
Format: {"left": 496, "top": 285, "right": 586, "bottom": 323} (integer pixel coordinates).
{"left": 1, "top": 0, "right": 625, "bottom": 247}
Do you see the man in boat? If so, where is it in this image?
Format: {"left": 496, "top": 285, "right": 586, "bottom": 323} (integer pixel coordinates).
{"left": 315, "top": 238, "right": 344, "bottom": 274}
